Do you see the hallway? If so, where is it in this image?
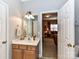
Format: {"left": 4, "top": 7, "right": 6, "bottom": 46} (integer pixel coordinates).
{"left": 43, "top": 38, "right": 57, "bottom": 59}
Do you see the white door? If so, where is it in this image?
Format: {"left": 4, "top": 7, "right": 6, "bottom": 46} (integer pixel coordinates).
{"left": 58, "top": 0, "right": 75, "bottom": 59}
{"left": 0, "top": 1, "right": 8, "bottom": 59}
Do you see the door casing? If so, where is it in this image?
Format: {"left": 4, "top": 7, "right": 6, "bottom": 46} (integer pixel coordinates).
{"left": 39, "top": 10, "right": 58, "bottom": 57}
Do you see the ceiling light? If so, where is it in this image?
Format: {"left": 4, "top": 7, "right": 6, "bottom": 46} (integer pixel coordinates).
{"left": 45, "top": 15, "right": 50, "bottom": 18}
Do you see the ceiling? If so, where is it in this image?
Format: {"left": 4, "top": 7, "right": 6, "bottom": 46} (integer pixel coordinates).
{"left": 21, "top": 0, "right": 30, "bottom": 2}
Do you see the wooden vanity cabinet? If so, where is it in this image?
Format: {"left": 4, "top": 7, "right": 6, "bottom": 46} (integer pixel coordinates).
{"left": 12, "top": 44, "right": 39, "bottom": 59}
{"left": 23, "top": 50, "right": 36, "bottom": 59}
{"left": 12, "top": 49, "right": 23, "bottom": 59}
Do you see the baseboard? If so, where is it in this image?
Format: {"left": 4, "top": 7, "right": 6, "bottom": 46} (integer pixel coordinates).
{"left": 39, "top": 54, "right": 43, "bottom": 58}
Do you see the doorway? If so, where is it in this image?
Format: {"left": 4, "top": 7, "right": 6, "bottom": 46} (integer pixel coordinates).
{"left": 42, "top": 12, "right": 58, "bottom": 59}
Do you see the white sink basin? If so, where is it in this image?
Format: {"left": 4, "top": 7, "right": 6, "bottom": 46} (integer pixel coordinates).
{"left": 12, "top": 37, "right": 40, "bottom": 46}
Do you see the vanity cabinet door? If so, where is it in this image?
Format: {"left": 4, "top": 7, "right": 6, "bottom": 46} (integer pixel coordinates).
{"left": 12, "top": 44, "right": 39, "bottom": 59}
{"left": 12, "top": 49, "right": 23, "bottom": 59}
{"left": 23, "top": 50, "right": 36, "bottom": 59}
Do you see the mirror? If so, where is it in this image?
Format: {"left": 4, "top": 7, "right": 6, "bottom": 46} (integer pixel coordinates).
{"left": 23, "top": 15, "right": 38, "bottom": 38}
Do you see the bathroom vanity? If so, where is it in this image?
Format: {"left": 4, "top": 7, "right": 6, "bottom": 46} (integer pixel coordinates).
{"left": 12, "top": 38, "right": 40, "bottom": 59}
{"left": 12, "top": 13, "right": 40, "bottom": 59}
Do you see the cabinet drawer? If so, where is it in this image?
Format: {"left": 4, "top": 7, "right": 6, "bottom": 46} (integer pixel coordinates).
{"left": 19, "top": 45, "right": 27, "bottom": 50}
{"left": 12, "top": 44, "right": 18, "bottom": 49}
{"left": 28, "top": 46, "right": 36, "bottom": 51}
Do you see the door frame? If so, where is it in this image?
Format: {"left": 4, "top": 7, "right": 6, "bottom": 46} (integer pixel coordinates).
{"left": 0, "top": 1, "right": 9, "bottom": 59}
{"left": 39, "top": 10, "right": 58, "bottom": 57}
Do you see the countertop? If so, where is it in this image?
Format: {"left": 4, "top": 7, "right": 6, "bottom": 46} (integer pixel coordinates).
{"left": 12, "top": 37, "right": 40, "bottom": 46}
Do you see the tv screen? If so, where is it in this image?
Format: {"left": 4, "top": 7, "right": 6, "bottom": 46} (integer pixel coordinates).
{"left": 50, "top": 24, "right": 58, "bottom": 31}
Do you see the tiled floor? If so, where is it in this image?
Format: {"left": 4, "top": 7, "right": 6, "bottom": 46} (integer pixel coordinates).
{"left": 42, "top": 38, "right": 57, "bottom": 59}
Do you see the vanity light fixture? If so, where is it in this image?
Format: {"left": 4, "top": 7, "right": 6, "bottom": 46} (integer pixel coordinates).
{"left": 24, "top": 11, "right": 35, "bottom": 19}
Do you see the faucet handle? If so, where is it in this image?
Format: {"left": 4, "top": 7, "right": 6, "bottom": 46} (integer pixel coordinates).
{"left": 32, "top": 34, "right": 36, "bottom": 40}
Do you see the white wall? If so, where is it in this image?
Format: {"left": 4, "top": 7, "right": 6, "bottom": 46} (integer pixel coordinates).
{"left": 75, "top": 0, "right": 79, "bottom": 45}
{"left": 1, "top": 0, "right": 23, "bottom": 59}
